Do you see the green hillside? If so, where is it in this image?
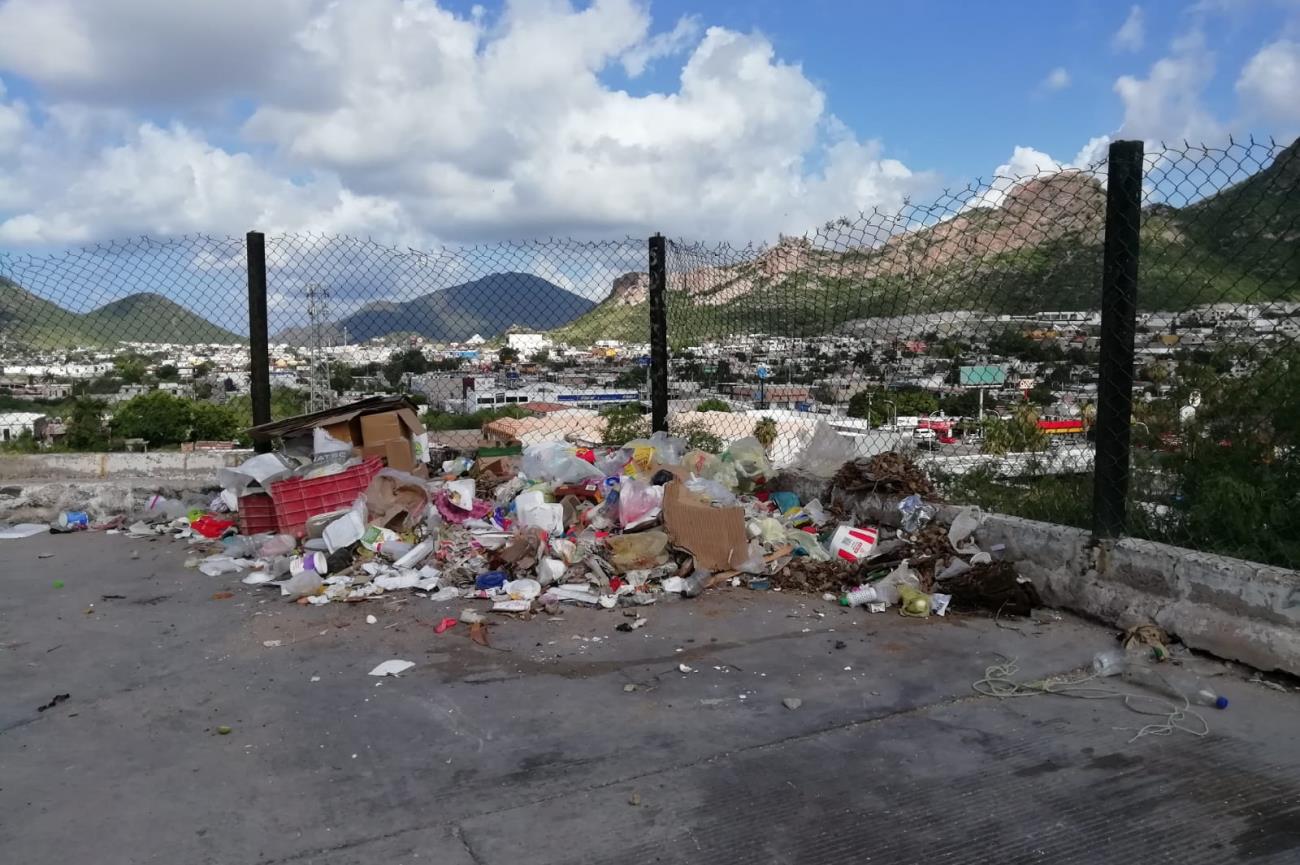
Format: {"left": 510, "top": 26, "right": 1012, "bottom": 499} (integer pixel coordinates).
{"left": 0, "top": 281, "right": 241, "bottom": 348}
{"left": 556, "top": 139, "right": 1300, "bottom": 343}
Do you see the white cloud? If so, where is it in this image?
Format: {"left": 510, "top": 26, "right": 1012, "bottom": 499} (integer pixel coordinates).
{"left": 1114, "top": 32, "right": 1223, "bottom": 142}
{"left": 0, "top": 0, "right": 935, "bottom": 247}
{"left": 0, "top": 0, "right": 313, "bottom": 105}
{"left": 1040, "top": 67, "right": 1071, "bottom": 92}
{"left": 1113, "top": 6, "right": 1145, "bottom": 53}
{"left": 621, "top": 14, "right": 701, "bottom": 77}
{"left": 1237, "top": 39, "right": 1300, "bottom": 130}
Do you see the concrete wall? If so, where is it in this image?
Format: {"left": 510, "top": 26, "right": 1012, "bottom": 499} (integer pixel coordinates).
{"left": 777, "top": 473, "right": 1300, "bottom": 676}
{"left": 0, "top": 451, "right": 250, "bottom": 481}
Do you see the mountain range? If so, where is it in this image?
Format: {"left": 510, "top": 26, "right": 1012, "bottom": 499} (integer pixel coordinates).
{"left": 555, "top": 138, "right": 1300, "bottom": 343}
{"left": 0, "top": 282, "right": 241, "bottom": 348}
{"left": 274, "top": 272, "right": 595, "bottom": 345}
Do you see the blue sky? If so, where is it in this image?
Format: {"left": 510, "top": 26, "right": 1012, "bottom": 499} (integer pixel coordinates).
{"left": 0, "top": 0, "right": 1297, "bottom": 254}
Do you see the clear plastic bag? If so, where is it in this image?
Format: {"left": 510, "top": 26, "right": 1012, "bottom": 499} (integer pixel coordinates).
{"left": 683, "top": 475, "right": 737, "bottom": 507}
{"left": 723, "top": 437, "right": 771, "bottom": 488}
{"left": 607, "top": 530, "right": 670, "bottom": 571}
{"left": 522, "top": 442, "right": 604, "bottom": 484}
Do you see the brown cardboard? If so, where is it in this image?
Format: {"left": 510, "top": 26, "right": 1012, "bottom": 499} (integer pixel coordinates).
{"left": 394, "top": 407, "right": 426, "bottom": 435}
{"left": 322, "top": 420, "right": 359, "bottom": 446}
{"left": 362, "top": 440, "right": 415, "bottom": 472}
{"left": 246, "top": 395, "right": 419, "bottom": 442}
{"left": 360, "top": 412, "right": 403, "bottom": 445}
{"left": 662, "top": 480, "right": 748, "bottom": 571}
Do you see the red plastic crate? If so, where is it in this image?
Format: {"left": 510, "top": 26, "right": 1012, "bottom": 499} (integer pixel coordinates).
{"left": 238, "top": 492, "right": 279, "bottom": 535}
{"left": 268, "top": 457, "right": 384, "bottom": 536}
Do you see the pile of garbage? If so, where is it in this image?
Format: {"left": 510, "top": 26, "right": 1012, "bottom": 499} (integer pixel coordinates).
{"left": 35, "top": 397, "right": 1035, "bottom": 624}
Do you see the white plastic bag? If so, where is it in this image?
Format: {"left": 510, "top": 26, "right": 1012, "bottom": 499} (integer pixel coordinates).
{"left": 618, "top": 479, "right": 663, "bottom": 529}
{"left": 522, "top": 442, "right": 603, "bottom": 484}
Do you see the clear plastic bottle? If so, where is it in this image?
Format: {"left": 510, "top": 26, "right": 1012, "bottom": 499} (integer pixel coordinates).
{"left": 839, "top": 585, "right": 879, "bottom": 607}
{"left": 1120, "top": 660, "right": 1229, "bottom": 709}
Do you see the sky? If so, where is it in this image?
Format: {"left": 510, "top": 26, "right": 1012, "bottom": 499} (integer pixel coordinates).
{"left": 1, "top": 0, "right": 1299, "bottom": 254}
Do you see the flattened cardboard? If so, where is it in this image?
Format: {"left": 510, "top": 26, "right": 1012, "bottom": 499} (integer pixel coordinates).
{"left": 662, "top": 480, "right": 748, "bottom": 571}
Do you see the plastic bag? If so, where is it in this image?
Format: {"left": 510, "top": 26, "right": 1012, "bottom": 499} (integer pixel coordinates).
{"left": 277, "top": 571, "right": 324, "bottom": 598}
{"left": 786, "top": 526, "right": 830, "bottom": 560}
{"left": 366, "top": 469, "right": 431, "bottom": 530}
{"left": 522, "top": 442, "right": 603, "bottom": 485}
{"left": 736, "top": 540, "right": 766, "bottom": 574}
{"left": 793, "top": 422, "right": 859, "bottom": 478}
{"left": 948, "top": 509, "right": 982, "bottom": 553}
{"left": 607, "top": 530, "right": 669, "bottom": 572}
{"left": 618, "top": 479, "right": 663, "bottom": 530}
{"left": 750, "top": 517, "right": 787, "bottom": 543}
{"left": 898, "top": 494, "right": 935, "bottom": 535}
{"left": 722, "top": 437, "right": 771, "bottom": 488}
{"left": 683, "top": 475, "right": 737, "bottom": 507}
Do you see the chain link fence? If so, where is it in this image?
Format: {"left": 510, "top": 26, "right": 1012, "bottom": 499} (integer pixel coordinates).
{"left": 0, "top": 138, "right": 1296, "bottom": 567}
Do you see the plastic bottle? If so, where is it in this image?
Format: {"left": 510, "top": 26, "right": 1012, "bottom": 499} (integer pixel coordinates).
{"left": 1120, "top": 659, "right": 1229, "bottom": 709}
{"left": 839, "top": 585, "right": 879, "bottom": 607}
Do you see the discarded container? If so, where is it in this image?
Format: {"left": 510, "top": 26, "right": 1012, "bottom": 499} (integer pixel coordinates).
{"left": 840, "top": 585, "right": 879, "bottom": 607}
{"left": 392, "top": 539, "right": 434, "bottom": 570}
{"left": 445, "top": 478, "right": 477, "bottom": 510}
{"left": 828, "top": 525, "right": 879, "bottom": 562}
{"left": 58, "top": 511, "right": 90, "bottom": 530}
{"left": 682, "top": 569, "right": 709, "bottom": 598}
{"left": 290, "top": 552, "right": 329, "bottom": 577}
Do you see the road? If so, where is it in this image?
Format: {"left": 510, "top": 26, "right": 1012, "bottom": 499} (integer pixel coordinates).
{"left": 2, "top": 531, "right": 1298, "bottom": 864}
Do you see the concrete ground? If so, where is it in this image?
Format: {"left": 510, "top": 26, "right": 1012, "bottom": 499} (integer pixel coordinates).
{"left": 2, "top": 532, "right": 1299, "bottom": 865}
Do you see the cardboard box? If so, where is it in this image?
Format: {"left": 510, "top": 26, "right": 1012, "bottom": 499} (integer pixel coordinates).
{"left": 360, "top": 412, "right": 403, "bottom": 445}
{"left": 362, "top": 440, "right": 416, "bottom": 472}
{"left": 662, "top": 480, "right": 748, "bottom": 571}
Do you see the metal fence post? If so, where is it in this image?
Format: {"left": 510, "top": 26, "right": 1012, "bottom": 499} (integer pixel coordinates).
{"left": 1092, "top": 140, "right": 1144, "bottom": 539}
{"left": 245, "top": 231, "right": 272, "bottom": 452}
{"left": 648, "top": 233, "right": 669, "bottom": 433}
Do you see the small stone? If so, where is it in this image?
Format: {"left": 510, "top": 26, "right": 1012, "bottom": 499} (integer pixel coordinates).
{"left": 628, "top": 792, "right": 641, "bottom": 806}
{"left": 623, "top": 683, "right": 637, "bottom": 692}
{"left": 834, "top": 640, "right": 847, "bottom": 650}
{"left": 782, "top": 697, "right": 803, "bottom": 711}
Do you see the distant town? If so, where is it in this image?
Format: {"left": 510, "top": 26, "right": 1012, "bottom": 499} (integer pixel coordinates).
{"left": 2, "top": 300, "right": 1297, "bottom": 466}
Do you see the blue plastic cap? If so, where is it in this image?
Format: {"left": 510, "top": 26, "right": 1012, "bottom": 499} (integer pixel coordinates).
{"left": 1215, "top": 696, "right": 1229, "bottom": 709}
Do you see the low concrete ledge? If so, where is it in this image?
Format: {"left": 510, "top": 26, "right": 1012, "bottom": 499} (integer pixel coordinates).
{"left": 0, "top": 451, "right": 250, "bottom": 481}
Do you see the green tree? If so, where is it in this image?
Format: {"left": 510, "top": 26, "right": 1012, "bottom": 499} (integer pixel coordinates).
{"left": 65, "top": 398, "right": 108, "bottom": 450}
{"left": 529, "top": 349, "right": 550, "bottom": 364}
{"left": 87, "top": 375, "right": 122, "bottom": 395}
{"left": 497, "top": 346, "right": 520, "bottom": 365}
{"left": 192, "top": 362, "right": 212, "bottom": 379}
{"left": 695, "top": 398, "right": 732, "bottom": 412}
{"left": 113, "top": 391, "right": 193, "bottom": 446}
{"left": 384, "top": 348, "right": 430, "bottom": 387}
{"left": 671, "top": 419, "right": 723, "bottom": 453}
{"left": 1027, "top": 382, "right": 1057, "bottom": 407}
{"left": 981, "top": 405, "right": 1048, "bottom": 454}
{"left": 753, "top": 416, "right": 778, "bottom": 451}
{"left": 330, "top": 366, "right": 355, "bottom": 394}
{"left": 600, "top": 402, "right": 650, "bottom": 445}
{"left": 847, "top": 388, "right": 939, "bottom": 425}
{"left": 189, "top": 402, "right": 240, "bottom": 441}
{"left": 114, "top": 354, "right": 148, "bottom": 385}
{"left": 155, "top": 364, "right": 179, "bottom": 382}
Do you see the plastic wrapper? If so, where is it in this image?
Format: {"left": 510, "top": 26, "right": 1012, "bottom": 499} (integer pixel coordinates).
{"left": 607, "top": 530, "right": 669, "bottom": 572}
{"left": 277, "top": 571, "right": 324, "bottom": 598}
{"left": 313, "top": 427, "right": 353, "bottom": 458}
{"left": 948, "top": 509, "right": 982, "bottom": 554}
{"left": 522, "top": 442, "right": 604, "bottom": 485}
{"left": 750, "top": 517, "right": 787, "bottom": 543}
{"left": 898, "top": 494, "right": 935, "bottom": 535}
{"left": 618, "top": 479, "right": 663, "bottom": 529}
{"left": 786, "top": 526, "right": 830, "bottom": 560}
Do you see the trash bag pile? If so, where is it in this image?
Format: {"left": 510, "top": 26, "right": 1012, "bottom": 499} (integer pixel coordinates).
{"left": 66, "top": 406, "right": 1033, "bottom": 623}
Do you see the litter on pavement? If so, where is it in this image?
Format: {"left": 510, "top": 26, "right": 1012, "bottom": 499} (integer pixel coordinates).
{"left": 39, "top": 398, "right": 1046, "bottom": 645}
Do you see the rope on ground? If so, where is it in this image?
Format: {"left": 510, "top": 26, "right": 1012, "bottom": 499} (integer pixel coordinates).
{"left": 973, "top": 656, "right": 1211, "bottom": 743}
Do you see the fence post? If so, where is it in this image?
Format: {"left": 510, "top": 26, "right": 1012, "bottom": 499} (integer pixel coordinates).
{"left": 245, "top": 231, "right": 272, "bottom": 453}
{"left": 1092, "top": 140, "right": 1144, "bottom": 539}
{"left": 648, "top": 233, "right": 669, "bottom": 433}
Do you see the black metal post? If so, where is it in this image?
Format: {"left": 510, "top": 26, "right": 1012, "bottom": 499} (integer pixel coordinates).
{"left": 1092, "top": 140, "right": 1143, "bottom": 539}
{"left": 246, "top": 231, "right": 272, "bottom": 453}
{"left": 648, "top": 233, "right": 669, "bottom": 433}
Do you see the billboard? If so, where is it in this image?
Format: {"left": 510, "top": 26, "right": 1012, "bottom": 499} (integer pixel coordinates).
{"left": 959, "top": 365, "right": 1007, "bottom": 387}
